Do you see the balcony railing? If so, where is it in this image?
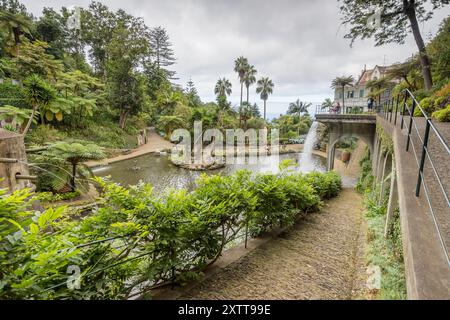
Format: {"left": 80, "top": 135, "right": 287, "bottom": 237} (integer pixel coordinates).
{"left": 315, "top": 104, "right": 368, "bottom": 115}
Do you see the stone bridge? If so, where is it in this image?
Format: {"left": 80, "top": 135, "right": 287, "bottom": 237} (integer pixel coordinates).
{"left": 315, "top": 113, "right": 450, "bottom": 299}
{"left": 315, "top": 114, "right": 377, "bottom": 171}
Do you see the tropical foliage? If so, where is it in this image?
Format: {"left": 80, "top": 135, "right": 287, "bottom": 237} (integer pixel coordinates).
{"left": 331, "top": 76, "right": 354, "bottom": 109}
{"left": 0, "top": 169, "right": 341, "bottom": 299}
{"left": 356, "top": 148, "right": 406, "bottom": 299}
{"left": 339, "top": 0, "right": 449, "bottom": 91}
{"left": 256, "top": 77, "right": 274, "bottom": 120}
{"left": 287, "top": 99, "right": 311, "bottom": 116}
{"left": 338, "top": 5, "right": 450, "bottom": 121}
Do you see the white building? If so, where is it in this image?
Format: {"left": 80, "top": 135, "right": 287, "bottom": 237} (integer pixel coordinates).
{"left": 333, "top": 65, "right": 399, "bottom": 112}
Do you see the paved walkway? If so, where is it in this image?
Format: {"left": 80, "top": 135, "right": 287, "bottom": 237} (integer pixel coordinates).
{"left": 180, "top": 188, "right": 367, "bottom": 300}
{"left": 85, "top": 130, "right": 173, "bottom": 167}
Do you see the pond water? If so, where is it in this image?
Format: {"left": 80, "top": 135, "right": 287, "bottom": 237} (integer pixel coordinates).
{"left": 93, "top": 152, "right": 327, "bottom": 193}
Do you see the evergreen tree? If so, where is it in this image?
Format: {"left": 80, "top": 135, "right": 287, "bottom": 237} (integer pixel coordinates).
{"left": 81, "top": 1, "right": 116, "bottom": 78}
{"left": 149, "top": 26, "right": 176, "bottom": 79}
{"left": 185, "top": 77, "right": 201, "bottom": 107}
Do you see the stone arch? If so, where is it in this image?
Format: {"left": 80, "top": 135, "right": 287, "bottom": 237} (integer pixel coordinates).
{"left": 326, "top": 132, "right": 375, "bottom": 171}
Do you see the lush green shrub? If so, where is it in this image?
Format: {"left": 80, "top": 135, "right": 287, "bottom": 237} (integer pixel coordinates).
{"left": 356, "top": 147, "right": 374, "bottom": 193}
{"left": 432, "top": 105, "right": 450, "bottom": 122}
{"left": 66, "top": 119, "right": 136, "bottom": 149}
{"left": 303, "top": 171, "right": 342, "bottom": 199}
{"left": 37, "top": 190, "right": 82, "bottom": 203}
{"left": 356, "top": 147, "right": 406, "bottom": 299}
{"left": 25, "top": 124, "right": 67, "bottom": 146}
{"left": 0, "top": 83, "right": 27, "bottom": 108}
{"left": 415, "top": 82, "right": 450, "bottom": 121}
{"left": 0, "top": 169, "right": 341, "bottom": 299}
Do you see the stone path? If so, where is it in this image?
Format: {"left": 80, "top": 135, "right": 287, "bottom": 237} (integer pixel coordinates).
{"left": 181, "top": 188, "right": 367, "bottom": 300}
{"left": 85, "top": 129, "right": 173, "bottom": 168}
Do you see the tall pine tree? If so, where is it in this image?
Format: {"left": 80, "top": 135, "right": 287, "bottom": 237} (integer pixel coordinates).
{"left": 185, "top": 77, "right": 201, "bottom": 107}
{"left": 149, "top": 26, "right": 176, "bottom": 79}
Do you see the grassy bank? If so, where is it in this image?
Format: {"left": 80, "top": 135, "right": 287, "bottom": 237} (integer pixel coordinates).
{"left": 356, "top": 148, "right": 407, "bottom": 300}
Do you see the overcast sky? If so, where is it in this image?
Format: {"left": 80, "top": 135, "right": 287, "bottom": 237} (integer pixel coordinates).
{"left": 23, "top": 0, "right": 450, "bottom": 117}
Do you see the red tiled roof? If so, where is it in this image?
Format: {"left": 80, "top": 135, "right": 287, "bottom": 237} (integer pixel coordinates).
{"left": 356, "top": 69, "right": 374, "bottom": 86}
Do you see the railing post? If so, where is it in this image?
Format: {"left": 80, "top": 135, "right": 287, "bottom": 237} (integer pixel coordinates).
{"left": 406, "top": 99, "right": 416, "bottom": 152}
{"left": 389, "top": 98, "right": 393, "bottom": 122}
{"left": 416, "top": 119, "right": 430, "bottom": 197}
{"left": 416, "top": 120, "right": 431, "bottom": 197}
{"left": 401, "top": 93, "right": 407, "bottom": 130}
{"left": 386, "top": 100, "right": 389, "bottom": 120}
{"left": 394, "top": 94, "right": 399, "bottom": 125}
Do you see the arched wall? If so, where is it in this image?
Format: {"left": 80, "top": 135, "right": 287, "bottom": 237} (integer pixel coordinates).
{"left": 322, "top": 122, "right": 376, "bottom": 171}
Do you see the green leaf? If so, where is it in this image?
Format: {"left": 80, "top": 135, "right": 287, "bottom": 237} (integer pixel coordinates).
{"left": 45, "top": 110, "right": 54, "bottom": 121}
{"left": 29, "top": 223, "right": 39, "bottom": 234}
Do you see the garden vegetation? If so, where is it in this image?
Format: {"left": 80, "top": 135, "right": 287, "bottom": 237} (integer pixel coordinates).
{"left": 356, "top": 146, "right": 406, "bottom": 300}
{"left": 0, "top": 169, "right": 341, "bottom": 299}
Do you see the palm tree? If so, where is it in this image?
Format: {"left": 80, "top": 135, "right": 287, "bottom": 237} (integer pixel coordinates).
{"left": 288, "top": 99, "right": 312, "bottom": 117}
{"left": 0, "top": 105, "right": 35, "bottom": 132}
{"left": 239, "top": 102, "right": 252, "bottom": 130}
{"left": 22, "top": 75, "right": 56, "bottom": 135}
{"left": 321, "top": 98, "right": 333, "bottom": 110}
{"left": 0, "top": 11, "right": 32, "bottom": 56}
{"left": 366, "top": 77, "right": 391, "bottom": 107}
{"left": 256, "top": 77, "right": 274, "bottom": 121}
{"left": 234, "top": 56, "right": 249, "bottom": 125}
{"left": 331, "top": 76, "right": 354, "bottom": 111}
{"left": 41, "top": 141, "right": 105, "bottom": 192}
{"left": 243, "top": 65, "right": 257, "bottom": 104}
{"left": 214, "top": 78, "right": 232, "bottom": 98}
{"left": 158, "top": 115, "right": 185, "bottom": 137}
{"left": 386, "top": 58, "right": 419, "bottom": 90}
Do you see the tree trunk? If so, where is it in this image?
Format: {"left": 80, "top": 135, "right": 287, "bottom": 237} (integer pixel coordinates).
{"left": 119, "top": 110, "right": 130, "bottom": 129}
{"left": 246, "top": 85, "right": 250, "bottom": 104}
{"left": 403, "top": 76, "right": 413, "bottom": 89}
{"left": 40, "top": 111, "right": 45, "bottom": 126}
{"left": 406, "top": 3, "right": 433, "bottom": 90}
{"left": 70, "top": 162, "right": 77, "bottom": 192}
{"left": 264, "top": 99, "right": 267, "bottom": 121}
{"left": 22, "top": 104, "right": 37, "bottom": 135}
{"left": 342, "top": 86, "right": 345, "bottom": 112}
{"left": 13, "top": 28, "right": 20, "bottom": 57}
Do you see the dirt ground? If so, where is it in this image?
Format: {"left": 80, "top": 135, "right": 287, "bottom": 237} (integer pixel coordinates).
{"left": 85, "top": 130, "right": 173, "bottom": 167}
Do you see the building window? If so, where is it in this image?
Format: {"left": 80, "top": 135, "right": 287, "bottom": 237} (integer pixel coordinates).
{"left": 360, "top": 89, "right": 364, "bottom": 97}
{"left": 347, "top": 91, "right": 354, "bottom": 98}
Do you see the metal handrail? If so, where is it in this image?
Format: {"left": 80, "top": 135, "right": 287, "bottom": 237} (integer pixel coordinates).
{"left": 378, "top": 89, "right": 450, "bottom": 267}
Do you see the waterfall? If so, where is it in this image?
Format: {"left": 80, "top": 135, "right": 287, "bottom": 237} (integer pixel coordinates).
{"left": 299, "top": 121, "right": 319, "bottom": 172}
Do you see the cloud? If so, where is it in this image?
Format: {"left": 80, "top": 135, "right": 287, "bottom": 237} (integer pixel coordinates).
{"left": 22, "top": 0, "right": 450, "bottom": 114}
